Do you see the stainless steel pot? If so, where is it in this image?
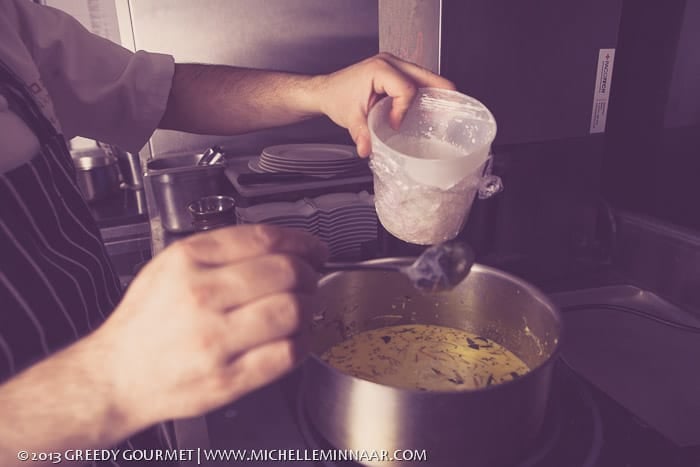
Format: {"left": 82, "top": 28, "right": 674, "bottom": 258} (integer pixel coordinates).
{"left": 146, "top": 152, "right": 227, "bottom": 233}
{"left": 303, "top": 259, "right": 562, "bottom": 467}
{"left": 72, "top": 151, "right": 121, "bottom": 202}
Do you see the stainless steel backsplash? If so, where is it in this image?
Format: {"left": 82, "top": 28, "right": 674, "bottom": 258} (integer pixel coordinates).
{"left": 122, "top": 0, "right": 379, "bottom": 157}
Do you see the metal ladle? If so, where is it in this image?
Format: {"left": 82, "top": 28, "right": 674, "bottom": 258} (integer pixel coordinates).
{"left": 323, "top": 240, "right": 476, "bottom": 293}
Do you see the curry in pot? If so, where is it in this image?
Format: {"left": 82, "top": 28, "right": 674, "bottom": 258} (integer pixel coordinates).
{"left": 320, "top": 324, "right": 530, "bottom": 391}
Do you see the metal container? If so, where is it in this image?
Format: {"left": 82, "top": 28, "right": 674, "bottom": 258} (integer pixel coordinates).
{"left": 303, "top": 259, "right": 562, "bottom": 467}
{"left": 116, "top": 150, "right": 144, "bottom": 188}
{"left": 73, "top": 151, "right": 121, "bottom": 202}
{"left": 146, "top": 153, "right": 227, "bottom": 233}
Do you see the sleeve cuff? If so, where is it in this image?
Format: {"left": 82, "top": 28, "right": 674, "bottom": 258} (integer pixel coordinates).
{"left": 120, "top": 51, "right": 175, "bottom": 154}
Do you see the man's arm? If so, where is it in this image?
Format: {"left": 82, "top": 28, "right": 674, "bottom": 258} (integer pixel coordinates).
{"left": 158, "top": 54, "right": 456, "bottom": 157}
{"left": 0, "top": 334, "right": 136, "bottom": 467}
{"left": 0, "top": 226, "right": 326, "bottom": 467}
{"left": 159, "top": 64, "right": 321, "bottom": 135}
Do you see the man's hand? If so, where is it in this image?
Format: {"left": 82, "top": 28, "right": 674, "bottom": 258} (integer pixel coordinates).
{"left": 313, "top": 53, "right": 456, "bottom": 157}
{"left": 95, "top": 225, "right": 327, "bottom": 428}
{"left": 0, "top": 224, "right": 327, "bottom": 462}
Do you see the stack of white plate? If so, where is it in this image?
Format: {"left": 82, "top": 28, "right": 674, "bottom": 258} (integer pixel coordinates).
{"left": 235, "top": 200, "right": 320, "bottom": 234}
{"left": 311, "top": 192, "right": 376, "bottom": 259}
{"left": 248, "top": 144, "right": 364, "bottom": 176}
{"left": 236, "top": 192, "right": 376, "bottom": 260}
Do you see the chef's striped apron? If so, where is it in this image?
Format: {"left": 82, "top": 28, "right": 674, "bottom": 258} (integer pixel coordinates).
{"left": 0, "top": 60, "right": 175, "bottom": 465}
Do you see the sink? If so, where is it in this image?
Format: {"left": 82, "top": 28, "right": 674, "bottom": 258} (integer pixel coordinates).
{"left": 549, "top": 285, "right": 700, "bottom": 447}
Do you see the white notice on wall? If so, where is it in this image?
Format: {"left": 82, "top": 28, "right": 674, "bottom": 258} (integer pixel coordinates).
{"left": 45, "top": 0, "right": 121, "bottom": 45}
{"left": 590, "top": 48, "right": 616, "bottom": 133}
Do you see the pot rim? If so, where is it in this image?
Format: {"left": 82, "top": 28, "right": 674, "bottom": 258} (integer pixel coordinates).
{"left": 310, "top": 258, "right": 564, "bottom": 396}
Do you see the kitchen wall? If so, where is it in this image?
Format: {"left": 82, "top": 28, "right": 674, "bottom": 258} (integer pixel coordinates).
{"left": 603, "top": 0, "right": 700, "bottom": 232}
{"left": 440, "top": 0, "right": 623, "bottom": 146}
{"left": 120, "top": 0, "right": 379, "bottom": 158}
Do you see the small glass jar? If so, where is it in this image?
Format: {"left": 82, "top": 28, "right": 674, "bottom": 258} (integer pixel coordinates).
{"left": 187, "top": 195, "right": 236, "bottom": 231}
